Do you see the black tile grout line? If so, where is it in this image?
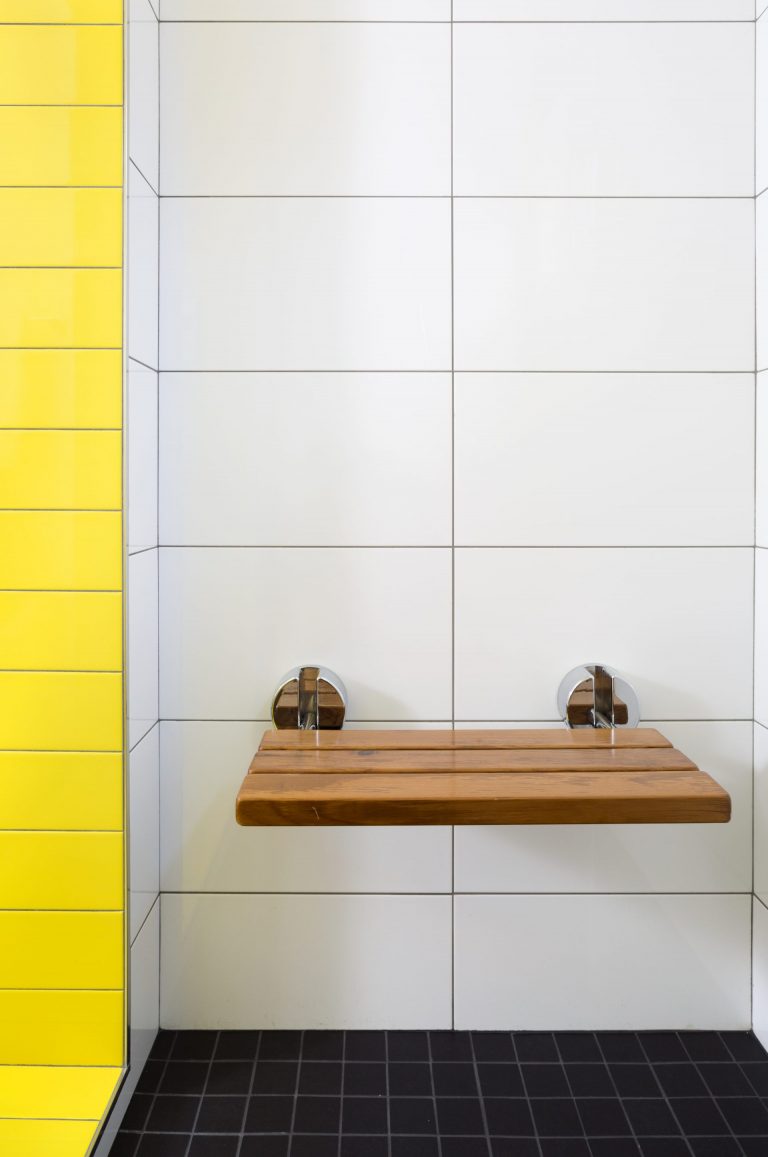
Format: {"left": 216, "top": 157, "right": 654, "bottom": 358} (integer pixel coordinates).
{"left": 510, "top": 1031, "right": 544, "bottom": 1157}
{"left": 592, "top": 1032, "right": 647, "bottom": 1156}
{"left": 426, "top": 1027, "right": 445, "bottom": 1157}
{"left": 183, "top": 1029, "right": 221, "bottom": 1157}
{"left": 234, "top": 1028, "right": 262, "bottom": 1157}
{"left": 467, "top": 1031, "right": 493, "bottom": 1157}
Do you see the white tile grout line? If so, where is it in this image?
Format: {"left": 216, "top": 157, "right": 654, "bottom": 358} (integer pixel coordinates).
{"left": 450, "top": 0, "right": 456, "bottom": 1036}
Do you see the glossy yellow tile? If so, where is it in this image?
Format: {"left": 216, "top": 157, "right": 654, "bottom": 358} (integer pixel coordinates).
{"left": 0, "top": 512, "right": 122, "bottom": 590}
{"left": 0, "top": 592, "right": 121, "bottom": 670}
{"left": 0, "top": 26, "right": 122, "bottom": 106}
{"left": 0, "top": 990, "right": 123, "bottom": 1065}
{"left": 0, "top": 1066, "right": 121, "bottom": 1121}
{"left": 0, "top": 912, "right": 123, "bottom": 989}
{"left": 0, "top": 672, "right": 122, "bottom": 750}
{"left": 0, "top": 832, "right": 123, "bottom": 909}
{"left": 0, "top": 350, "right": 121, "bottom": 429}
{"left": 0, "top": 0, "right": 122, "bottom": 20}
{"left": 0, "top": 269, "right": 121, "bottom": 348}
{"left": 0, "top": 751, "right": 122, "bottom": 830}
{"left": 0, "top": 107, "right": 122, "bottom": 186}
{"left": 0, "top": 1119, "right": 99, "bottom": 1157}
{"left": 0, "top": 431, "right": 121, "bottom": 509}
{"left": 0, "top": 190, "right": 122, "bottom": 268}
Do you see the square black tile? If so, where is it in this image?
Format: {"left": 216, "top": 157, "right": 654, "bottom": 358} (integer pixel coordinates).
{"left": 431, "top": 1031, "right": 473, "bottom": 1061}
{"left": 110, "top": 1137, "right": 139, "bottom": 1157}
{"left": 298, "top": 1061, "right": 342, "bottom": 1095}
{"left": 239, "top": 1138, "right": 289, "bottom": 1157}
{"left": 638, "top": 1142, "right": 690, "bottom": 1157}
{"left": 189, "top": 1138, "right": 240, "bottom": 1157}
{"left": 688, "top": 1140, "right": 743, "bottom": 1157}
{"left": 290, "top": 1137, "right": 338, "bottom": 1157}
{"left": 137, "top": 1136, "right": 190, "bottom": 1157}
{"left": 575, "top": 1097, "right": 632, "bottom": 1136}
{"left": 720, "top": 1032, "right": 768, "bottom": 1063}
{"left": 259, "top": 1031, "right": 303, "bottom": 1060}
{"left": 698, "top": 1061, "right": 754, "bottom": 1096}
{"left": 477, "top": 1062, "right": 525, "bottom": 1097}
{"left": 388, "top": 1032, "right": 429, "bottom": 1061}
{"left": 343, "top": 1062, "right": 386, "bottom": 1096}
{"left": 196, "top": 1095, "right": 246, "bottom": 1133}
{"left": 716, "top": 1096, "right": 768, "bottom": 1134}
{"left": 653, "top": 1063, "right": 708, "bottom": 1097}
{"left": 555, "top": 1032, "right": 601, "bottom": 1063}
{"left": 564, "top": 1063, "right": 614, "bottom": 1097}
{"left": 678, "top": 1032, "right": 731, "bottom": 1063}
{"left": 146, "top": 1094, "right": 199, "bottom": 1132}
{"left": 172, "top": 1031, "right": 218, "bottom": 1060}
{"left": 588, "top": 1141, "right": 641, "bottom": 1157}
{"left": 539, "top": 1141, "right": 591, "bottom": 1157}
{"left": 596, "top": 1033, "right": 645, "bottom": 1063}
{"left": 609, "top": 1064, "right": 661, "bottom": 1098}
{"left": 530, "top": 1098, "right": 583, "bottom": 1137}
{"left": 252, "top": 1062, "right": 298, "bottom": 1095}
{"left": 341, "top": 1096, "right": 387, "bottom": 1134}
{"left": 521, "top": 1063, "right": 569, "bottom": 1097}
{"left": 341, "top": 1138, "right": 389, "bottom": 1157}
{"left": 441, "top": 1140, "right": 489, "bottom": 1157}
{"left": 206, "top": 1061, "right": 253, "bottom": 1096}
{"left": 639, "top": 1034, "right": 688, "bottom": 1063}
{"left": 244, "top": 1094, "right": 294, "bottom": 1133}
{"left": 472, "top": 1032, "right": 516, "bottom": 1062}
{"left": 345, "top": 1031, "right": 386, "bottom": 1061}
{"left": 303, "top": 1031, "right": 344, "bottom": 1061}
{"left": 136, "top": 1061, "right": 165, "bottom": 1094}
{"left": 391, "top": 1138, "right": 439, "bottom": 1157}
{"left": 433, "top": 1063, "right": 479, "bottom": 1096}
{"left": 120, "top": 1092, "right": 153, "bottom": 1131}
{"left": 668, "top": 1097, "right": 730, "bottom": 1135}
{"left": 484, "top": 1097, "right": 535, "bottom": 1137}
{"left": 389, "top": 1097, "right": 436, "bottom": 1134}
{"left": 435, "top": 1097, "right": 485, "bottom": 1135}
{"left": 294, "top": 1095, "right": 341, "bottom": 1134}
{"left": 739, "top": 1140, "right": 768, "bottom": 1156}
{"left": 514, "top": 1032, "right": 558, "bottom": 1062}
{"left": 215, "top": 1030, "right": 260, "bottom": 1060}
{"left": 490, "top": 1141, "right": 539, "bottom": 1157}
{"left": 742, "top": 1063, "right": 768, "bottom": 1095}
{"left": 388, "top": 1062, "right": 432, "bottom": 1096}
{"left": 158, "top": 1062, "right": 209, "bottom": 1096}
{"left": 623, "top": 1098, "right": 681, "bottom": 1136}
{"left": 148, "top": 1031, "right": 176, "bottom": 1060}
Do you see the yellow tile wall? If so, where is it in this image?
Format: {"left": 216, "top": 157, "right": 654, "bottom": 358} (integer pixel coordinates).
{"left": 0, "top": 4, "right": 125, "bottom": 1149}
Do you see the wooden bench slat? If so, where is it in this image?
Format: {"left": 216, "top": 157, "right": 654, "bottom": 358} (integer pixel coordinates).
{"left": 259, "top": 727, "right": 671, "bottom": 751}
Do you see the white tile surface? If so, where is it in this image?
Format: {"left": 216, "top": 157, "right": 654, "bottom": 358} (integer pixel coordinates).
{"left": 454, "top": 894, "right": 751, "bottom": 1030}
{"left": 127, "top": 163, "right": 158, "bottom": 372}
{"left": 454, "top": 373, "right": 754, "bottom": 547}
{"left": 759, "top": 194, "right": 768, "bottom": 371}
{"left": 160, "top": 547, "right": 452, "bottom": 720}
{"left": 757, "top": 550, "right": 768, "bottom": 728}
{"left": 129, "top": 724, "right": 159, "bottom": 945}
{"left": 454, "top": 722, "right": 751, "bottom": 894}
{"left": 160, "top": 721, "right": 451, "bottom": 893}
{"left": 454, "top": 548, "right": 753, "bottom": 720}
{"left": 128, "top": 0, "right": 158, "bottom": 192}
{"left": 758, "top": 373, "right": 768, "bottom": 548}
{"left": 128, "top": 549, "right": 159, "bottom": 750}
{"left": 127, "top": 360, "right": 158, "bottom": 555}
{"left": 755, "top": 898, "right": 768, "bottom": 1052}
{"left": 454, "top": 0, "right": 754, "bottom": 16}
{"left": 161, "top": 24, "right": 450, "bottom": 196}
{"left": 160, "top": 198, "right": 451, "bottom": 371}
{"left": 454, "top": 23, "right": 752, "bottom": 197}
{"left": 759, "top": 14, "right": 768, "bottom": 196}
{"left": 161, "top": 0, "right": 449, "bottom": 17}
{"left": 159, "top": 373, "right": 451, "bottom": 546}
{"left": 160, "top": 893, "right": 453, "bottom": 1029}
{"left": 454, "top": 198, "right": 754, "bottom": 372}
{"left": 755, "top": 724, "right": 768, "bottom": 909}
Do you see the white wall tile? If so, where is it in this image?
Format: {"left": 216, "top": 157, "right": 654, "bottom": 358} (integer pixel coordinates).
{"left": 755, "top": 898, "right": 768, "bottom": 1051}
{"left": 454, "top": 894, "right": 751, "bottom": 1030}
{"left": 159, "top": 373, "right": 451, "bottom": 546}
{"left": 758, "top": 373, "right": 768, "bottom": 548}
{"left": 759, "top": 14, "right": 768, "bottom": 196}
{"left": 454, "top": 23, "right": 752, "bottom": 197}
{"left": 127, "top": 163, "right": 159, "bottom": 372}
{"left": 160, "top": 721, "right": 452, "bottom": 893}
{"left": 455, "top": 548, "right": 753, "bottom": 720}
{"left": 129, "top": 724, "right": 159, "bottom": 944}
{"left": 759, "top": 194, "right": 768, "bottom": 371}
{"left": 160, "top": 547, "right": 452, "bottom": 720}
{"left": 756, "top": 724, "right": 768, "bottom": 909}
{"left": 757, "top": 550, "right": 768, "bottom": 728}
{"left": 128, "top": 549, "right": 159, "bottom": 750}
{"left": 127, "top": 360, "right": 158, "bottom": 556}
{"left": 128, "top": 0, "right": 158, "bottom": 192}
{"left": 454, "top": 722, "right": 751, "bottom": 894}
{"left": 161, "top": 0, "right": 449, "bottom": 17}
{"left": 454, "top": 198, "right": 754, "bottom": 372}
{"left": 160, "top": 198, "right": 451, "bottom": 371}
{"left": 454, "top": 0, "right": 754, "bottom": 17}
{"left": 454, "top": 373, "right": 754, "bottom": 547}
{"left": 160, "top": 893, "right": 453, "bottom": 1029}
{"left": 161, "top": 24, "right": 450, "bottom": 196}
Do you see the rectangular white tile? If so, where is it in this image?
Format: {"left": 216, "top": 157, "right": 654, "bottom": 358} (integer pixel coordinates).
{"left": 129, "top": 724, "right": 159, "bottom": 944}
{"left": 755, "top": 724, "right": 768, "bottom": 909}
{"left": 454, "top": 198, "right": 754, "bottom": 372}
{"left": 129, "top": 0, "right": 158, "bottom": 192}
{"left": 160, "top": 893, "right": 452, "bottom": 1029}
{"left": 160, "top": 721, "right": 452, "bottom": 894}
{"left": 454, "top": 894, "right": 751, "bottom": 1030}
{"left": 127, "top": 360, "right": 158, "bottom": 555}
{"left": 454, "top": 23, "right": 752, "bottom": 197}
{"left": 162, "top": 0, "right": 449, "bottom": 17}
{"left": 758, "top": 373, "right": 768, "bottom": 548}
{"left": 128, "top": 549, "right": 159, "bottom": 750}
{"left": 757, "top": 550, "right": 768, "bottom": 728}
{"left": 127, "top": 163, "right": 158, "bottom": 372}
{"left": 759, "top": 194, "right": 768, "bottom": 371}
{"left": 759, "top": 13, "right": 768, "bottom": 196}
{"left": 161, "top": 24, "right": 450, "bottom": 195}
{"left": 454, "top": 373, "right": 754, "bottom": 547}
{"left": 454, "top": 0, "right": 754, "bottom": 16}
{"left": 455, "top": 548, "right": 753, "bottom": 720}
{"left": 160, "top": 373, "right": 451, "bottom": 546}
{"left": 160, "top": 198, "right": 451, "bottom": 371}
{"left": 755, "top": 898, "right": 768, "bottom": 1052}
{"left": 160, "top": 547, "right": 452, "bottom": 720}
{"left": 455, "top": 722, "right": 751, "bottom": 894}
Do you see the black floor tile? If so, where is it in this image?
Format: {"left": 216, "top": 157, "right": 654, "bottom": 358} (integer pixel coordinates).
{"left": 293, "top": 1095, "right": 341, "bottom": 1133}
{"left": 743, "top": 1063, "right": 768, "bottom": 1094}
{"left": 555, "top": 1032, "right": 602, "bottom": 1063}
{"left": 172, "top": 1030, "right": 218, "bottom": 1060}
{"left": 252, "top": 1062, "right": 298, "bottom": 1095}
{"left": 668, "top": 1096, "right": 730, "bottom": 1135}
{"left": 433, "top": 1062, "right": 480, "bottom": 1096}
{"left": 514, "top": 1032, "right": 559, "bottom": 1062}
{"left": 638, "top": 1141, "right": 691, "bottom": 1157}
{"left": 343, "top": 1061, "right": 387, "bottom": 1095}
{"left": 298, "top": 1061, "right": 342, "bottom": 1095}
{"left": 244, "top": 1094, "right": 294, "bottom": 1133}
{"left": 290, "top": 1136, "right": 338, "bottom": 1157}
{"left": 596, "top": 1033, "right": 645, "bottom": 1063}
{"left": 490, "top": 1141, "right": 539, "bottom": 1157}
{"left": 477, "top": 1062, "right": 525, "bottom": 1097}
{"left": 716, "top": 1095, "right": 768, "bottom": 1133}
{"left": 259, "top": 1031, "right": 303, "bottom": 1060}
{"left": 196, "top": 1095, "right": 246, "bottom": 1133}
{"left": 431, "top": 1030, "right": 473, "bottom": 1061}
{"left": 346, "top": 1031, "right": 386, "bottom": 1061}
{"left": 679, "top": 1031, "right": 732, "bottom": 1063}
{"left": 622, "top": 1097, "right": 680, "bottom": 1136}
{"left": 653, "top": 1062, "right": 709, "bottom": 1097}
{"left": 388, "top": 1031, "right": 429, "bottom": 1061}
{"left": 441, "top": 1139, "right": 489, "bottom": 1157}
{"left": 639, "top": 1033, "right": 688, "bottom": 1063}
{"left": 391, "top": 1138, "right": 439, "bottom": 1157}
{"left": 188, "top": 1138, "right": 239, "bottom": 1157}
{"left": 435, "top": 1096, "right": 485, "bottom": 1135}
{"left": 215, "top": 1030, "right": 260, "bottom": 1060}
{"left": 484, "top": 1097, "right": 535, "bottom": 1137}
{"left": 539, "top": 1141, "right": 591, "bottom": 1157}
{"left": 239, "top": 1138, "right": 289, "bottom": 1157}
{"left": 699, "top": 1060, "right": 755, "bottom": 1096}
{"left": 472, "top": 1031, "right": 516, "bottom": 1061}
{"left": 388, "top": 1062, "right": 432, "bottom": 1096}
{"left": 389, "top": 1096, "right": 437, "bottom": 1134}
{"left": 341, "top": 1138, "right": 388, "bottom": 1157}
{"left": 575, "top": 1096, "right": 632, "bottom": 1136}
{"left": 111, "top": 1137, "right": 139, "bottom": 1157}
{"left": 739, "top": 1139, "right": 768, "bottom": 1156}
{"left": 688, "top": 1139, "right": 743, "bottom": 1157}
{"left": 721, "top": 1032, "right": 768, "bottom": 1062}
{"left": 341, "top": 1096, "right": 387, "bottom": 1134}
{"left": 521, "top": 1062, "right": 569, "bottom": 1097}
{"left": 136, "top": 1061, "right": 164, "bottom": 1094}
{"left": 530, "top": 1098, "right": 584, "bottom": 1137}
{"left": 145, "top": 1094, "right": 199, "bottom": 1132}
{"left": 120, "top": 1092, "right": 153, "bottom": 1132}
{"left": 136, "top": 1136, "right": 190, "bottom": 1157}
{"left": 158, "top": 1061, "right": 209, "bottom": 1096}
{"left": 610, "top": 1064, "right": 662, "bottom": 1098}
{"left": 564, "top": 1062, "right": 614, "bottom": 1097}
{"left": 205, "top": 1060, "right": 253, "bottom": 1095}
{"left": 302, "top": 1030, "right": 344, "bottom": 1061}
{"left": 148, "top": 1030, "right": 175, "bottom": 1060}
{"left": 588, "top": 1140, "right": 641, "bottom": 1156}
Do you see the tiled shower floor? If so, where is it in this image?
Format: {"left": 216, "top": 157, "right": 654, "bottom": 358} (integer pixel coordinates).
{"left": 111, "top": 1029, "right": 768, "bottom": 1157}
